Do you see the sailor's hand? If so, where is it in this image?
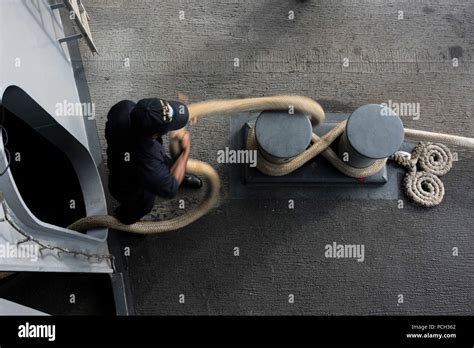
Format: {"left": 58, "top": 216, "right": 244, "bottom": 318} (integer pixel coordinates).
{"left": 188, "top": 114, "right": 198, "bottom": 126}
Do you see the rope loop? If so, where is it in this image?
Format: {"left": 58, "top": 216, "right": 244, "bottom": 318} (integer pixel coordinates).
{"left": 389, "top": 151, "right": 416, "bottom": 172}
{"left": 392, "top": 142, "right": 452, "bottom": 208}
{"left": 414, "top": 142, "right": 452, "bottom": 177}
{"left": 403, "top": 171, "right": 445, "bottom": 207}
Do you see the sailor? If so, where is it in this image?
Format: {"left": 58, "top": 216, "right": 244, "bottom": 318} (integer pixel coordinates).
{"left": 105, "top": 98, "right": 202, "bottom": 225}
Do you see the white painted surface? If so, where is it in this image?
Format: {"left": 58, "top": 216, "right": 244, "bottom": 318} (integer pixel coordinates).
{"left": 0, "top": 298, "right": 49, "bottom": 315}
{"left": 0, "top": 0, "right": 89, "bottom": 148}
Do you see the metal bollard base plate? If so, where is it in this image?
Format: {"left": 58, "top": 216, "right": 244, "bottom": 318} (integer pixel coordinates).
{"left": 228, "top": 112, "right": 409, "bottom": 201}
{"left": 243, "top": 112, "right": 387, "bottom": 185}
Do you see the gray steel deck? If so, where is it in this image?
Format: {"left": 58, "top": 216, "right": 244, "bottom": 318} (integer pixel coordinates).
{"left": 79, "top": 0, "right": 473, "bottom": 315}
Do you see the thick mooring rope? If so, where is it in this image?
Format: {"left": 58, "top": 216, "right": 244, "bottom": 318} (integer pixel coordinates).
{"left": 391, "top": 142, "right": 453, "bottom": 207}
{"left": 67, "top": 96, "right": 474, "bottom": 234}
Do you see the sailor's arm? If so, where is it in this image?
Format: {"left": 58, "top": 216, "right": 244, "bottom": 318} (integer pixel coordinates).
{"left": 170, "top": 131, "right": 191, "bottom": 185}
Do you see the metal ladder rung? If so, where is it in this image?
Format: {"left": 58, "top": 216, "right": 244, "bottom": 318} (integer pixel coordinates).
{"left": 51, "top": 0, "right": 98, "bottom": 54}
{"left": 58, "top": 33, "right": 83, "bottom": 43}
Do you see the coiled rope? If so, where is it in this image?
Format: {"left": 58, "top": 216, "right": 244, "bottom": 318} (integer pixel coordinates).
{"left": 391, "top": 142, "right": 453, "bottom": 207}
{"left": 67, "top": 95, "right": 474, "bottom": 234}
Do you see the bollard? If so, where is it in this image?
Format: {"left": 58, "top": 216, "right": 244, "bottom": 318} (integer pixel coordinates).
{"left": 338, "top": 104, "right": 405, "bottom": 168}
{"left": 254, "top": 110, "right": 313, "bottom": 163}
